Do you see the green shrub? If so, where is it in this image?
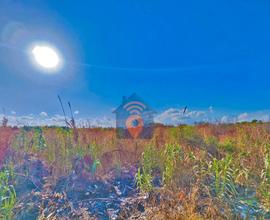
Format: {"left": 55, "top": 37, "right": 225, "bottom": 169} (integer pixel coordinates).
{"left": 0, "top": 167, "right": 16, "bottom": 220}
{"left": 179, "top": 126, "right": 204, "bottom": 147}
{"left": 33, "top": 127, "right": 46, "bottom": 150}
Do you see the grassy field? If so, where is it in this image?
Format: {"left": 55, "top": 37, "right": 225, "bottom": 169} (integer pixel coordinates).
{"left": 1, "top": 122, "right": 270, "bottom": 219}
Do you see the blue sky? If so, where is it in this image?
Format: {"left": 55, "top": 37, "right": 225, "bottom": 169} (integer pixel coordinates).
{"left": 1, "top": 1, "right": 270, "bottom": 126}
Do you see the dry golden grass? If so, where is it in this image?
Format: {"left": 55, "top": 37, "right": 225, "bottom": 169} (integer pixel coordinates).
{"left": 2, "top": 122, "right": 270, "bottom": 219}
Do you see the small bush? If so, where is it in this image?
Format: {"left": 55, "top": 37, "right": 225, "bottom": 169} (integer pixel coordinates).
{"left": 218, "top": 139, "right": 235, "bottom": 153}
{"left": 179, "top": 126, "right": 204, "bottom": 147}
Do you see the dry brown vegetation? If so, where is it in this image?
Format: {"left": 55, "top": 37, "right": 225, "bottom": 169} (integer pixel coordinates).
{"left": 1, "top": 122, "right": 270, "bottom": 219}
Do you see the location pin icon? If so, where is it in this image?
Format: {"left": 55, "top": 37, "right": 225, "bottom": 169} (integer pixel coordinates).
{"left": 125, "top": 115, "right": 144, "bottom": 138}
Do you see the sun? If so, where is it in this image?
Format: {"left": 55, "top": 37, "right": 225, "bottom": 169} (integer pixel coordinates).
{"left": 31, "top": 44, "right": 62, "bottom": 72}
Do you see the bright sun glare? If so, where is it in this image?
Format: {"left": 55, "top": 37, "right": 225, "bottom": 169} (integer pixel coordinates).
{"left": 31, "top": 45, "right": 61, "bottom": 70}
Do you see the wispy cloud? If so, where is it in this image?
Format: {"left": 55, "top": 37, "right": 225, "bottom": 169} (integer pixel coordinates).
{"left": 0, "top": 113, "right": 114, "bottom": 128}
{"left": 214, "top": 111, "right": 270, "bottom": 124}
{"left": 1, "top": 109, "right": 270, "bottom": 128}
{"left": 237, "top": 113, "right": 248, "bottom": 122}
{"left": 155, "top": 108, "right": 270, "bottom": 125}
{"left": 155, "top": 108, "right": 208, "bottom": 125}
{"left": 39, "top": 112, "right": 48, "bottom": 117}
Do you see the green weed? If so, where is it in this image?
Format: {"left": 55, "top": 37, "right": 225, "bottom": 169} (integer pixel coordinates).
{"left": 135, "top": 145, "right": 159, "bottom": 192}
{"left": 162, "top": 144, "right": 181, "bottom": 185}
{"left": 258, "top": 152, "right": 270, "bottom": 209}
{"left": 208, "top": 155, "right": 237, "bottom": 198}
{"left": 0, "top": 167, "right": 16, "bottom": 220}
